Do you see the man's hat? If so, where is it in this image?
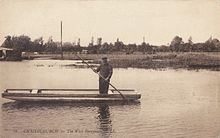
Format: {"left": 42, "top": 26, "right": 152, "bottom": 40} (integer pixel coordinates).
{"left": 102, "top": 57, "right": 108, "bottom": 60}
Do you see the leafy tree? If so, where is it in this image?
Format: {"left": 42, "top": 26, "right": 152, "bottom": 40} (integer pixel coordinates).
{"left": 126, "top": 44, "right": 137, "bottom": 54}
{"left": 31, "top": 37, "right": 44, "bottom": 52}
{"left": 138, "top": 42, "right": 152, "bottom": 53}
{"left": 212, "top": 38, "right": 220, "bottom": 51}
{"left": 157, "top": 45, "right": 170, "bottom": 52}
{"left": 204, "top": 37, "right": 216, "bottom": 52}
{"left": 114, "top": 38, "right": 125, "bottom": 51}
{"left": 1, "top": 36, "right": 13, "bottom": 48}
{"left": 63, "top": 42, "right": 74, "bottom": 52}
{"left": 88, "top": 44, "right": 98, "bottom": 54}
{"left": 170, "top": 36, "right": 184, "bottom": 52}
{"left": 99, "top": 42, "right": 110, "bottom": 54}
{"left": 44, "top": 36, "right": 59, "bottom": 53}
{"left": 11, "top": 35, "right": 32, "bottom": 52}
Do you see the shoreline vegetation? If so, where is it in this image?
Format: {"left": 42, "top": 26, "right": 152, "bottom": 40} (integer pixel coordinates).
{"left": 1, "top": 35, "right": 220, "bottom": 70}
{"left": 24, "top": 52, "right": 220, "bottom": 70}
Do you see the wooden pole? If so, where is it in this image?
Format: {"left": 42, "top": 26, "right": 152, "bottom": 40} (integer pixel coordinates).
{"left": 61, "top": 21, "right": 63, "bottom": 59}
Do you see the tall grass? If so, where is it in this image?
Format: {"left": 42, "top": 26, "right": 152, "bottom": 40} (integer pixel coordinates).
{"left": 33, "top": 52, "right": 220, "bottom": 70}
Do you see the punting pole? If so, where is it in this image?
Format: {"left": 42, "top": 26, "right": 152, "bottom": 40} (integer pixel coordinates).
{"left": 60, "top": 21, "right": 63, "bottom": 59}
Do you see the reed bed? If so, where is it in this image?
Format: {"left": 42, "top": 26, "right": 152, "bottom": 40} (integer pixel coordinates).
{"left": 34, "top": 52, "right": 220, "bottom": 70}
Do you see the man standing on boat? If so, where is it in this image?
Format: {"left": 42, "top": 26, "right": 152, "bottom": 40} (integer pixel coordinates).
{"left": 96, "top": 57, "right": 113, "bottom": 94}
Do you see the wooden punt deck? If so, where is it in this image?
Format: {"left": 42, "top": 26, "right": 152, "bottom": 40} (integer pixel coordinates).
{"left": 2, "top": 89, "right": 141, "bottom": 102}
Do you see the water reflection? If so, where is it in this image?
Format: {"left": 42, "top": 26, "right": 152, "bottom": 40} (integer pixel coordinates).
{"left": 97, "top": 104, "right": 112, "bottom": 138}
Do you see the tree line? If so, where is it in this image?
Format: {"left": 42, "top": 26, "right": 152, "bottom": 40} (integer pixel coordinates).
{"left": 1, "top": 35, "right": 220, "bottom": 54}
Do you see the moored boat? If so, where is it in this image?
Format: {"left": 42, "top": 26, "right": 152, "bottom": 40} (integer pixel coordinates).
{"left": 2, "top": 89, "right": 141, "bottom": 102}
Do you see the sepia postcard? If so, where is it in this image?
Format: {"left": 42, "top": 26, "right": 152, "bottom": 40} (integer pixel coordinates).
{"left": 0, "top": 0, "right": 220, "bottom": 138}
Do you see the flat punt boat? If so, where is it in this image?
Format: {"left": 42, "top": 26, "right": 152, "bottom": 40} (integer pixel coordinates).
{"left": 2, "top": 89, "right": 141, "bottom": 102}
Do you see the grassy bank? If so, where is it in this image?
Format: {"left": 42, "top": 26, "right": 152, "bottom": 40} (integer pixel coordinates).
{"left": 28, "top": 52, "right": 220, "bottom": 70}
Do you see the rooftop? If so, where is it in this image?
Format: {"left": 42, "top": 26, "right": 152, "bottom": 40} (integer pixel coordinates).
{"left": 0, "top": 47, "right": 13, "bottom": 51}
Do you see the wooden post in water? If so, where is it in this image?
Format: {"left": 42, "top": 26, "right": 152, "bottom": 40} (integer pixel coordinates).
{"left": 60, "top": 21, "right": 63, "bottom": 59}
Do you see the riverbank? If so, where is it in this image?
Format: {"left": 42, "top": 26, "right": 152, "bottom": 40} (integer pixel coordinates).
{"left": 23, "top": 52, "right": 220, "bottom": 70}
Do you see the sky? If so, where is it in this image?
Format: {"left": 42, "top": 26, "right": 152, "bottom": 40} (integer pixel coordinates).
{"left": 0, "top": 0, "right": 220, "bottom": 46}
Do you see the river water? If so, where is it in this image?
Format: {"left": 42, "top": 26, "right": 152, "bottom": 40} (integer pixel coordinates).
{"left": 0, "top": 60, "right": 220, "bottom": 138}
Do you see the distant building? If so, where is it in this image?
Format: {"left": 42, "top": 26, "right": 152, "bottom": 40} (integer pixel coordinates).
{"left": 0, "top": 47, "right": 13, "bottom": 60}
{"left": 21, "top": 52, "right": 39, "bottom": 59}
{"left": 0, "top": 47, "right": 21, "bottom": 61}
